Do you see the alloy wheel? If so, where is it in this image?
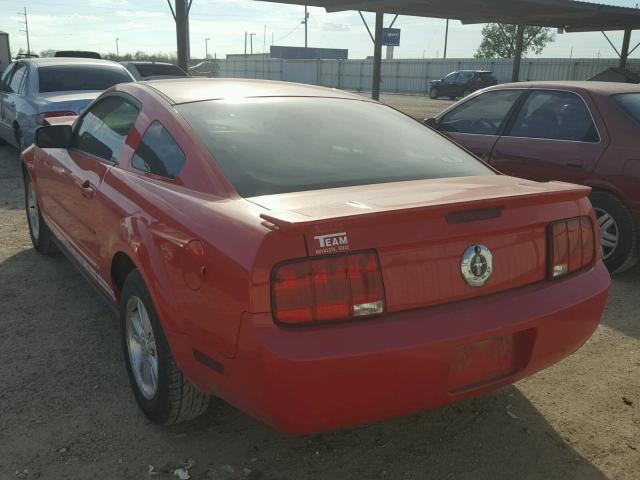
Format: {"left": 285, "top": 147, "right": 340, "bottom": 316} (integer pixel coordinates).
{"left": 595, "top": 207, "right": 620, "bottom": 260}
{"left": 27, "top": 182, "right": 40, "bottom": 241}
{"left": 126, "top": 296, "right": 159, "bottom": 400}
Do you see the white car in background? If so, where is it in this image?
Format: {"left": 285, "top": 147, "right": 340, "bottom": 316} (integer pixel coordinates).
{"left": 0, "top": 57, "right": 134, "bottom": 151}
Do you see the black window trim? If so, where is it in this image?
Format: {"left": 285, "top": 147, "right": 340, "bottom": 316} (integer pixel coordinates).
{"left": 70, "top": 91, "right": 142, "bottom": 166}
{"left": 130, "top": 120, "right": 186, "bottom": 182}
{"left": 502, "top": 88, "right": 602, "bottom": 145}
{"left": 439, "top": 88, "right": 528, "bottom": 137}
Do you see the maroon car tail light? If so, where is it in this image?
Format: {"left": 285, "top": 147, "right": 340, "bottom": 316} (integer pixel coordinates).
{"left": 272, "top": 251, "right": 385, "bottom": 326}
{"left": 549, "top": 217, "right": 595, "bottom": 279}
{"left": 37, "top": 111, "right": 76, "bottom": 125}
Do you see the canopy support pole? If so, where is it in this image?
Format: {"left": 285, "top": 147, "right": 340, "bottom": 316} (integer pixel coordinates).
{"left": 620, "top": 29, "right": 632, "bottom": 68}
{"left": 372, "top": 11, "right": 384, "bottom": 100}
{"left": 511, "top": 24, "right": 525, "bottom": 82}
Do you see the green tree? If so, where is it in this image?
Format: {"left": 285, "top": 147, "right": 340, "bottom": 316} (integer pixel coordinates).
{"left": 475, "top": 24, "right": 555, "bottom": 58}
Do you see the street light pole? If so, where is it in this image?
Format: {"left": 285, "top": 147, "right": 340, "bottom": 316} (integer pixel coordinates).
{"left": 116, "top": 37, "right": 120, "bottom": 60}
{"left": 443, "top": 19, "right": 449, "bottom": 59}
{"left": 205, "top": 37, "right": 210, "bottom": 59}
{"left": 302, "top": 5, "right": 309, "bottom": 48}
{"left": 250, "top": 33, "right": 256, "bottom": 54}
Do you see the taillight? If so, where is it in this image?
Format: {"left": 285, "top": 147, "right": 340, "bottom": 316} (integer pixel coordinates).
{"left": 548, "top": 216, "right": 595, "bottom": 279}
{"left": 272, "top": 251, "right": 385, "bottom": 326}
{"left": 37, "top": 111, "right": 76, "bottom": 125}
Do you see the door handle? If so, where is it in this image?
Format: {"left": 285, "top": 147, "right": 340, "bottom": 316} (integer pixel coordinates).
{"left": 80, "top": 180, "right": 95, "bottom": 198}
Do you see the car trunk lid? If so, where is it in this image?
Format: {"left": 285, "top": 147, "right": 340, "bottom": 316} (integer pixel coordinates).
{"left": 250, "top": 175, "right": 592, "bottom": 312}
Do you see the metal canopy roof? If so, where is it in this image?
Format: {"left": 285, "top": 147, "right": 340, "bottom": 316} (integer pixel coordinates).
{"left": 259, "top": 0, "right": 640, "bottom": 32}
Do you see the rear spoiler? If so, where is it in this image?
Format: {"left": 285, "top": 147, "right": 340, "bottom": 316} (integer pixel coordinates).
{"left": 259, "top": 182, "right": 592, "bottom": 232}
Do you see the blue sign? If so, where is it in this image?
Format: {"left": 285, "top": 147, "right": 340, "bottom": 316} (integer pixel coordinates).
{"left": 383, "top": 28, "right": 401, "bottom": 47}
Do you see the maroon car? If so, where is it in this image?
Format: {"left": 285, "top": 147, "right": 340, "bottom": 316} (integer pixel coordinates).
{"left": 425, "top": 81, "right": 640, "bottom": 273}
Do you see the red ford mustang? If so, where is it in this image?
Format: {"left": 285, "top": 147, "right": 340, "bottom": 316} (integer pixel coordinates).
{"left": 21, "top": 79, "right": 610, "bottom": 434}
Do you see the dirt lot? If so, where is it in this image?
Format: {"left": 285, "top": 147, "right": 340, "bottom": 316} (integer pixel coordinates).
{"left": 0, "top": 97, "right": 638, "bottom": 480}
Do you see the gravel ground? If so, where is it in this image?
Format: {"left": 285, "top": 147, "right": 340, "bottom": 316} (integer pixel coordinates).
{"left": 0, "top": 102, "right": 638, "bottom": 480}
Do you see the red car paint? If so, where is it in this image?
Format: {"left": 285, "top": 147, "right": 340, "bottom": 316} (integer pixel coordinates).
{"left": 22, "top": 80, "right": 610, "bottom": 434}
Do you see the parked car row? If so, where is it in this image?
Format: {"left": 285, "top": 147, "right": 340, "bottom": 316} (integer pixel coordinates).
{"left": 0, "top": 58, "right": 189, "bottom": 152}
{"left": 424, "top": 81, "right": 640, "bottom": 274}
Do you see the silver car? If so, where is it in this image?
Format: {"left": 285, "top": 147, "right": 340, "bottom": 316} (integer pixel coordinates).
{"left": 0, "top": 57, "right": 134, "bottom": 151}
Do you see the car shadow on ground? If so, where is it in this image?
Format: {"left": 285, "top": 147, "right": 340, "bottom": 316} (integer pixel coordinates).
{"left": 0, "top": 247, "right": 608, "bottom": 479}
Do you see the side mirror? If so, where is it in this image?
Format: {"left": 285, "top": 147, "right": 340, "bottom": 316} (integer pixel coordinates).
{"left": 35, "top": 125, "right": 72, "bottom": 149}
{"left": 423, "top": 117, "right": 437, "bottom": 129}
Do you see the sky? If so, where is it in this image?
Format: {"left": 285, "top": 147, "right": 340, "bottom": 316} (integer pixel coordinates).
{"left": 1, "top": 0, "right": 640, "bottom": 60}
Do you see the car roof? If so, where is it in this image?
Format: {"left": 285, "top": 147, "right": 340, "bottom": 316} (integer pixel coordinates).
{"left": 139, "top": 78, "right": 368, "bottom": 105}
{"left": 488, "top": 80, "right": 640, "bottom": 96}
{"left": 17, "top": 57, "right": 123, "bottom": 68}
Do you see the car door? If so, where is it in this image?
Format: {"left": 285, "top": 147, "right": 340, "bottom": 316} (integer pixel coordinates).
{"left": 0, "top": 62, "right": 23, "bottom": 143}
{"left": 2, "top": 62, "right": 28, "bottom": 144}
{"left": 39, "top": 94, "right": 140, "bottom": 274}
{"left": 437, "top": 89, "right": 525, "bottom": 161}
{"left": 489, "top": 89, "right": 608, "bottom": 184}
{"left": 455, "top": 71, "right": 474, "bottom": 96}
{"left": 0, "top": 63, "right": 14, "bottom": 142}
{"left": 439, "top": 72, "right": 458, "bottom": 97}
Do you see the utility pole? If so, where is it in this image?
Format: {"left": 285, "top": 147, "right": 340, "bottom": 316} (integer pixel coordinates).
{"left": 245, "top": 31, "right": 248, "bottom": 55}
{"left": 167, "top": 0, "right": 192, "bottom": 71}
{"left": 250, "top": 33, "right": 256, "bottom": 54}
{"left": 116, "top": 38, "right": 120, "bottom": 59}
{"left": 18, "top": 7, "right": 31, "bottom": 56}
{"left": 205, "top": 37, "right": 210, "bottom": 59}
{"left": 302, "top": 5, "right": 309, "bottom": 48}
{"left": 443, "top": 19, "right": 449, "bottom": 59}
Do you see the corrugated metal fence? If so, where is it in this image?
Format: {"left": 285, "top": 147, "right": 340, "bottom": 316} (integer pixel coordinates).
{"left": 216, "top": 57, "right": 640, "bottom": 94}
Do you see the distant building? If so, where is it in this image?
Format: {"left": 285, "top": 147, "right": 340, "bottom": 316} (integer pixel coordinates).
{"left": 270, "top": 46, "right": 348, "bottom": 60}
{"left": 589, "top": 67, "right": 640, "bottom": 83}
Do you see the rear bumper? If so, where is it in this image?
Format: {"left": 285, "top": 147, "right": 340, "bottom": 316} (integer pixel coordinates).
{"left": 204, "top": 262, "right": 610, "bottom": 435}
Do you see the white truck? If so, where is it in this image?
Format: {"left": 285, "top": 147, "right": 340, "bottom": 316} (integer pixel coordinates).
{"left": 0, "top": 32, "right": 11, "bottom": 74}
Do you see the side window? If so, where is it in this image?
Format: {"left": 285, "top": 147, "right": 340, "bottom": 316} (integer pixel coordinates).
{"left": 440, "top": 90, "right": 522, "bottom": 135}
{"left": 74, "top": 96, "right": 139, "bottom": 162}
{"left": 7, "top": 63, "right": 27, "bottom": 94}
{"left": 0, "top": 63, "right": 15, "bottom": 91}
{"left": 443, "top": 72, "right": 458, "bottom": 85}
{"left": 507, "top": 90, "right": 599, "bottom": 143}
{"left": 132, "top": 121, "right": 185, "bottom": 179}
{"left": 456, "top": 72, "right": 473, "bottom": 85}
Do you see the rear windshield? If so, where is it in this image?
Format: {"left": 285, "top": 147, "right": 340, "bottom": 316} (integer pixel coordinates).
{"left": 177, "top": 97, "right": 493, "bottom": 197}
{"left": 613, "top": 93, "right": 640, "bottom": 124}
{"left": 134, "top": 64, "right": 186, "bottom": 77}
{"left": 38, "top": 65, "right": 132, "bottom": 93}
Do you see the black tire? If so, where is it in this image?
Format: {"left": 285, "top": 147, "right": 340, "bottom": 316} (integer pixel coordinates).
{"left": 25, "top": 174, "right": 58, "bottom": 255}
{"left": 590, "top": 191, "right": 638, "bottom": 274}
{"left": 121, "top": 270, "right": 209, "bottom": 425}
{"left": 429, "top": 88, "right": 439, "bottom": 99}
{"left": 449, "top": 96, "right": 456, "bottom": 100}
